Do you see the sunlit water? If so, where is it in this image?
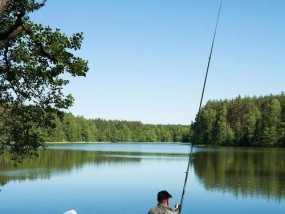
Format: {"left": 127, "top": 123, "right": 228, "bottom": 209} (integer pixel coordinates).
{"left": 0, "top": 143, "right": 285, "bottom": 214}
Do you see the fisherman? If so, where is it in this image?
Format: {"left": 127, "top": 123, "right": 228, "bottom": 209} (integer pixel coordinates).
{"left": 148, "top": 190, "right": 180, "bottom": 214}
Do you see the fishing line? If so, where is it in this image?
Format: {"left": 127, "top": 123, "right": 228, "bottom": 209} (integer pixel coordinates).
{"left": 178, "top": 0, "right": 223, "bottom": 213}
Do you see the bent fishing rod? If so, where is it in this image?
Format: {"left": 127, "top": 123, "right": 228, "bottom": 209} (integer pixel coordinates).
{"left": 178, "top": 0, "right": 223, "bottom": 213}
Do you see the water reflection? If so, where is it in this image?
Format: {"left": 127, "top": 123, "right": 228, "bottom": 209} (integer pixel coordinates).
{"left": 0, "top": 148, "right": 187, "bottom": 186}
{"left": 192, "top": 147, "right": 285, "bottom": 201}
{"left": 1, "top": 145, "right": 285, "bottom": 203}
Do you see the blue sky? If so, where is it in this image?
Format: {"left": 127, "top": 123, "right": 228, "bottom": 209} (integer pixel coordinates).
{"left": 31, "top": 0, "right": 285, "bottom": 125}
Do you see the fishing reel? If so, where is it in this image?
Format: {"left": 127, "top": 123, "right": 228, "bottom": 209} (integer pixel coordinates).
{"left": 174, "top": 203, "right": 181, "bottom": 212}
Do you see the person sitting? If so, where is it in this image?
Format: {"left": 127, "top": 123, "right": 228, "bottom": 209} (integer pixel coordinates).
{"left": 148, "top": 190, "right": 179, "bottom": 214}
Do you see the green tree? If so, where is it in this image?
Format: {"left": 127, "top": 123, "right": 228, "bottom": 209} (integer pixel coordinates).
{"left": 277, "top": 122, "right": 285, "bottom": 146}
{"left": 160, "top": 127, "right": 173, "bottom": 142}
{"left": 47, "top": 116, "right": 66, "bottom": 142}
{"left": 121, "top": 124, "right": 132, "bottom": 142}
{"left": 145, "top": 128, "right": 158, "bottom": 142}
{"left": 88, "top": 120, "right": 98, "bottom": 142}
{"left": 243, "top": 104, "right": 261, "bottom": 145}
{"left": 0, "top": 0, "right": 88, "bottom": 161}
{"left": 261, "top": 98, "right": 281, "bottom": 145}
{"left": 63, "top": 113, "right": 78, "bottom": 142}
{"left": 215, "top": 105, "right": 228, "bottom": 145}
{"left": 200, "top": 105, "right": 217, "bottom": 144}
{"left": 76, "top": 116, "right": 92, "bottom": 142}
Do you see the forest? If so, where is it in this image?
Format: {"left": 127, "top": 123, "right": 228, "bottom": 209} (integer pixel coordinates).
{"left": 42, "top": 114, "right": 191, "bottom": 143}
{"left": 42, "top": 93, "right": 285, "bottom": 147}
{"left": 194, "top": 93, "right": 285, "bottom": 147}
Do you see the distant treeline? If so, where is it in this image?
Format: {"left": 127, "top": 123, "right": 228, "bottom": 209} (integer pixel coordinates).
{"left": 42, "top": 114, "right": 191, "bottom": 143}
{"left": 194, "top": 93, "right": 285, "bottom": 147}
{"left": 25, "top": 93, "right": 285, "bottom": 146}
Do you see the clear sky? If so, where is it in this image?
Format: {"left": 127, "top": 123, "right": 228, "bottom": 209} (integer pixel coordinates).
{"left": 31, "top": 0, "right": 285, "bottom": 125}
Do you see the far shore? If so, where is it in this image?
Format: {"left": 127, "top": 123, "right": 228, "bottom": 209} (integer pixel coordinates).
{"left": 45, "top": 142, "right": 190, "bottom": 145}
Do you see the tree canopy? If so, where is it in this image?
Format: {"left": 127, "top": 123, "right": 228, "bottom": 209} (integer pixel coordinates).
{"left": 0, "top": 0, "right": 88, "bottom": 162}
{"left": 42, "top": 113, "right": 191, "bottom": 143}
{"left": 194, "top": 93, "right": 285, "bottom": 147}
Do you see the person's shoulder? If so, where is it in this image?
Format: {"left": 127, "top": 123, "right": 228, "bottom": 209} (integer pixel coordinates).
{"left": 148, "top": 207, "right": 157, "bottom": 214}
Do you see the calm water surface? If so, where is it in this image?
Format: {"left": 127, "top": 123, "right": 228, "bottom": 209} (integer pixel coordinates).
{"left": 0, "top": 143, "right": 285, "bottom": 214}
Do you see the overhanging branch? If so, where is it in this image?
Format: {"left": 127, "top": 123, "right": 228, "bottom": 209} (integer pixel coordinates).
{"left": 0, "top": 10, "right": 25, "bottom": 40}
{"left": 0, "top": 0, "right": 11, "bottom": 15}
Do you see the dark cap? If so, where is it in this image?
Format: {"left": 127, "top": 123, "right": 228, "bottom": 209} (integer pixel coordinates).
{"left": 157, "top": 190, "right": 172, "bottom": 202}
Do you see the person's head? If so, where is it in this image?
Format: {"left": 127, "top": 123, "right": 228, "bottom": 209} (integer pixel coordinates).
{"left": 157, "top": 190, "right": 172, "bottom": 205}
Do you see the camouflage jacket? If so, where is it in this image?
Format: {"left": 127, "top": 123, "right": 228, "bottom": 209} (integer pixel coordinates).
{"left": 148, "top": 203, "right": 178, "bottom": 214}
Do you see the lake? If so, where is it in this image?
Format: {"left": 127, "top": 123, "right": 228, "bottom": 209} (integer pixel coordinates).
{"left": 0, "top": 143, "right": 285, "bottom": 214}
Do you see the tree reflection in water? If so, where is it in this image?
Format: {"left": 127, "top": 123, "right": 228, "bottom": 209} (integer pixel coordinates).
{"left": 192, "top": 147, "right": 285, "bottom": 201}
{"left": 1, "top": 146, "right": 285, "bottom": 202}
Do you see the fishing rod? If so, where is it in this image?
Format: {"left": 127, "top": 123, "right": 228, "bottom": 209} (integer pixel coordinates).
{"left": 178, "top": 0, "right": 223, "bottom": 213}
